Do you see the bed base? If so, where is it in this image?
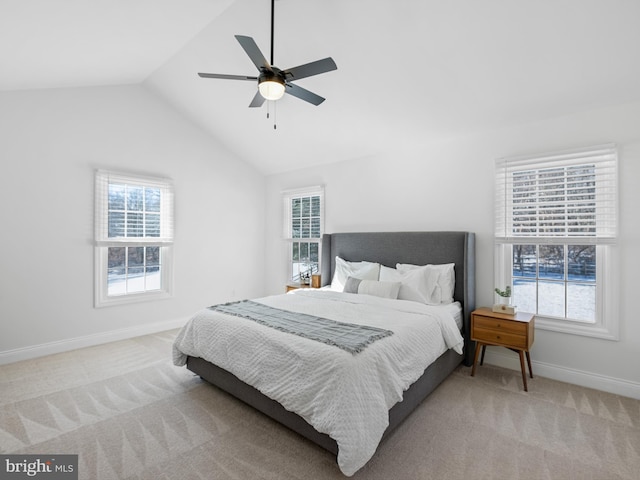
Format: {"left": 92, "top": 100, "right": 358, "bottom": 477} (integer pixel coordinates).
{"left": 187, "top": 347, "right": 462, "bottom": 455}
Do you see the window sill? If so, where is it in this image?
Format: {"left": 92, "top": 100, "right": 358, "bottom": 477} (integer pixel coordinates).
{"left": 534, "top": 315, "right": 618, "bottom": 341}
{"left": 94, "top": 290, "right": 172, "bottom": 308}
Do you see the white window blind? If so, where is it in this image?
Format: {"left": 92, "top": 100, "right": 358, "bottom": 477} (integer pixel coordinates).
{"left": 95, "top": 170, "right": 174, "bottom": 246}
{"left": 495, "top": 144, "right": 617, "bottom": 245}
{"left": 282, "top": 186, "right": 324, "bottom": 240}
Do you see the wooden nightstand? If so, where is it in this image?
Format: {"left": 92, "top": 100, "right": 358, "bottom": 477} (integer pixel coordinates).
{"left": 285, "top": 283, "right": 319, "bottom": 292}
{"left": 286, "top": 275, "right": 321, "bottom": 292}
{"left": 470, "top": 307, "right": 535, "bottom": 391}
{"left": 286, "top": 283, "right": 306, "bottom": 292}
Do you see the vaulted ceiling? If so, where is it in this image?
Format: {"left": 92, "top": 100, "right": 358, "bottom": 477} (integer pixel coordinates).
{"left": 3, "top": 0, "right": 640, "bottom": 174}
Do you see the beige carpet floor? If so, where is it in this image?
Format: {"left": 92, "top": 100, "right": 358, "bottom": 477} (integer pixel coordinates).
{"left": 1, "top": 330, "right": 639, "bottom": 480}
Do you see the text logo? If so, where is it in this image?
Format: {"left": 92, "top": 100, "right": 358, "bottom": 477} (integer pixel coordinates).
{"left": 1, "top": 455, "right": 78, "bottom": 480}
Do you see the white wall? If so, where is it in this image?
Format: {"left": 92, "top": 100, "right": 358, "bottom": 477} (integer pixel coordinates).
{"left": 0, "top": 85, "right": 265, "bottom": 361}
{"left": 264, "top": 100, "right": 640, "bottom": 399}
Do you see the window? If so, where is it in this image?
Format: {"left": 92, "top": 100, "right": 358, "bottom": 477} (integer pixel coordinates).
{"left": 283, "top": 186, "right": 324, "bottom": 283}
{"left": 494, "top": 144, "right": 618, "bottom": 339}
{"left": 94, "top": 170, "right": 174, "bottom": 307}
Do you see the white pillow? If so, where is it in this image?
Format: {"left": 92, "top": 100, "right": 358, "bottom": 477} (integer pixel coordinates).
{"left": 343, "top": 276, "right": 401, "bottom": 299}
{"left": 330, "top": 256, "right": 380, "bottom": 291}
{"left": 396, "top": 263, "right": 455, "bottom": 304}
{"left": 379, "top": 265, "right": 440, "bottom": 305}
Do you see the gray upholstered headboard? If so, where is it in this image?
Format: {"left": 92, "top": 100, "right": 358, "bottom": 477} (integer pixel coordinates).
{"left": 320, "top": 231, "right": 476, "bottom": 366}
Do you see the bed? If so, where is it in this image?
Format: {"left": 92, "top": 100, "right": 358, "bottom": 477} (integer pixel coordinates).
{"left": 173, "top": 231, "right": 475, "bottom": 476}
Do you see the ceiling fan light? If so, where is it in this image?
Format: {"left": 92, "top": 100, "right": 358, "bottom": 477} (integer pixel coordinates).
{"left": 258, "top": 78, "right": 285, "bottom": 101}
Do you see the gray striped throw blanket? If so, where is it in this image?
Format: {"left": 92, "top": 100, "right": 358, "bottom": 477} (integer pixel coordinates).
{"left": 209, "top": 300, "right": 393, "bottom": 354}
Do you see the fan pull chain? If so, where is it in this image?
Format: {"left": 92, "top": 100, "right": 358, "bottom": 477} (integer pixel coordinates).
{"left": 265, "top": 101, "right": 277, "bottom": 129}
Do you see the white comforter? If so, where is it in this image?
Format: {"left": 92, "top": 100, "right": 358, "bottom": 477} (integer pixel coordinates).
{"left": 172, "top": 289, "right": 464, "bottom": 476}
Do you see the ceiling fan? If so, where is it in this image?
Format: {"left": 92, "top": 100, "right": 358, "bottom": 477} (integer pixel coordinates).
{"left": 198, "top": 0, "right": 337, "bottom": 107}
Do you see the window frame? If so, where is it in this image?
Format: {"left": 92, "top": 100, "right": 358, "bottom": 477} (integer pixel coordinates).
{"left": 94, "top": 170, "right": 174, "bottom": 308}
{"left": 282, "top": 186, "right": 324, "bottom": 284}
{"left": 494, "top": 145, "right": 619, "bottom": 340}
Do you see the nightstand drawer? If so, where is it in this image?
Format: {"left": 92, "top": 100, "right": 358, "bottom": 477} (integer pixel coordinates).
{"left": 474, "top": 315, "right": 527, "bottom": 335}
{"left": 472, "top": 327, "right": 528, "bottom": 349}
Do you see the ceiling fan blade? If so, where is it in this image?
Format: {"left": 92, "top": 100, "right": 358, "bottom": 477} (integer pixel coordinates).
{"left": 283, "top": 57, "right": 337, "bottom": 81}
{"left": 284, "top": 83, "right": 326, "bottom": 106}
{"left": 248, "top": 90, "right": 266, "bottom": 108}
{"left": 235, "top": 35, "right": 271, "bottom": 71}
{"left": 198, "top": 73, "right": 258, "bottom": 81}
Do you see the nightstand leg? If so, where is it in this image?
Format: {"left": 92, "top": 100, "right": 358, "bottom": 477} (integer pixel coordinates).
{"left": 480, "top": 345, "right": 487, "bottom": 366}
{"left": 518, "top": 350, "right": 528, "bottom": 392}
{"left": 525, "top": 351, "right": 533, "bottom": 378}
{"left": 471, "top": 342, "right": 483, "bottom": 377}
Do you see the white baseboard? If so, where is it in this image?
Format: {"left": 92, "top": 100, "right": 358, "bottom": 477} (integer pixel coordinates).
{"left": 482, "top": 349, "right": 640, "bottom": 400}
{"left": 0, "top": 317, "right": 189, "bottom": 365}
